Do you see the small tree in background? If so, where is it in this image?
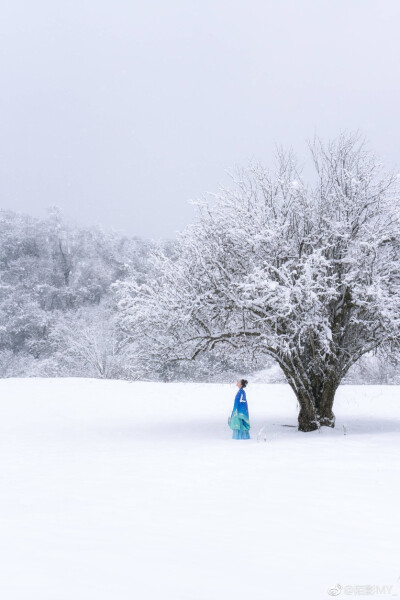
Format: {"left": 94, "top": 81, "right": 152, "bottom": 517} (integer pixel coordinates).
{"left": 115, "top": 133, "right": 400, "bottom": 431}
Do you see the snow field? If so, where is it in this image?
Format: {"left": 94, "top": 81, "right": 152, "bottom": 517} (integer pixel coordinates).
{"left": 0, "top": 379, "right": 399, "bottom": 599}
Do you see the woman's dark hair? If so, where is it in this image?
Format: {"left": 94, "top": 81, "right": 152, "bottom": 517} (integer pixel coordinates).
{"left": 240, "top": 379, "right": 248, "bottom": 388}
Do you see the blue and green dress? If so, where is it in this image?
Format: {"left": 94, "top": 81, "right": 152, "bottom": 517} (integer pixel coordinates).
{"left": 229, "top": 388, "right": 251, "bottom": 439}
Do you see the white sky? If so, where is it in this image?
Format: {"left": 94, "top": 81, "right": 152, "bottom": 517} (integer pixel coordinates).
{"left": 1, "top": 0, "right": 399, "bottom": 239}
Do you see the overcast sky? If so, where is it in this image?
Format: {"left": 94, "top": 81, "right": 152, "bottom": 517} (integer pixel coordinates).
{"left": 1, "top": 0, "right": 399, "bottom": 239}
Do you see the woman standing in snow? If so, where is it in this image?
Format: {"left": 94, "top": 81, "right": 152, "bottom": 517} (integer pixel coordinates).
{"left": 228, "top": 379, "right": 251, "bottom": 439}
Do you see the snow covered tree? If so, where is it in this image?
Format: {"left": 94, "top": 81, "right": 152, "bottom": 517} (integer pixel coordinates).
{"left": 49, "top": 301, "right": 138, "bottom": 379}
{"left": 115, "top": 133, "right": 400, "bottom": 431}
{"left": 0, "top": 207, "right": 154, "bottom": 377}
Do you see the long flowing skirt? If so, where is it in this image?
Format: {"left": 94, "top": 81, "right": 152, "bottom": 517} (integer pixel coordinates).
{"left": 229, "top": 408, "right": 250, "bottom": 440}
{"left": 232, "top": 428, "right": 250, "bottom": 440}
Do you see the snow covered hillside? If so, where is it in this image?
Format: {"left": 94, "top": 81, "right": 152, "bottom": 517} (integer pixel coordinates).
{"left": 0, "top": 379, "right": 399, "bottom": 599}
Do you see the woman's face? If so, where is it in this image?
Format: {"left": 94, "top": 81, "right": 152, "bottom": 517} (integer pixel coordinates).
{"left": 236, "top": 380, "right": 242, "bottom": 388}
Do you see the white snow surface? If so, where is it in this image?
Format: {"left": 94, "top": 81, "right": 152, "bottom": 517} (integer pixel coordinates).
{"left": 0, "top": 378, "right": 399, "bottom": 600}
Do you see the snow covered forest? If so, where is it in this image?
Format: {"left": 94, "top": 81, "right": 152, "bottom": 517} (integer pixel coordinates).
{"left": 0, "top": 206, "right": 256, "bottom": 381}
{"left": 0, "top": 206, "right": 163, "bottom": 379}
{"left": 2, "top": 134, "right": 400, "bottom": 393}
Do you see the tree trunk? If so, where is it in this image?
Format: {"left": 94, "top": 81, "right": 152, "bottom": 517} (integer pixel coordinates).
{"left": 281, "top": 360, "right": 337, "bottom": 432}
{"left": 315, "top": 380, "right": 337, "bottom": 428}
{"left": 297, "top": 393, "right": 320, "bottom": 432}
{"left": 280, "top": 363, "right": 320, "bottom": 432}
{"left": 296, "top": 386, "right": 336, "bottom": 431}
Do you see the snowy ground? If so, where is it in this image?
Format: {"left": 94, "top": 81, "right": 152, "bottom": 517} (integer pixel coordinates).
{"left": 0, "top": 379, "right": 399, "bottom": 600}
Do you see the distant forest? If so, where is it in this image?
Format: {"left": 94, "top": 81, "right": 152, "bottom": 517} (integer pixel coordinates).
{"left": 0, "top": 207, "right": 398, "bottom": 383}
{"left": 0, "top": 207, "right": 257, "bottom": 380}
